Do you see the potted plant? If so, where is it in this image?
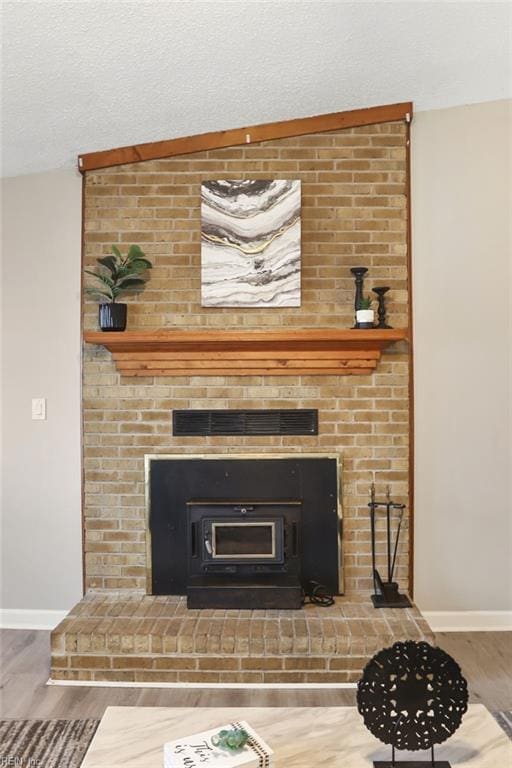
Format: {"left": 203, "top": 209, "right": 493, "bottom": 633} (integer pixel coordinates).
{"left": 85, "top": 245, "right": 152, "bottom": 331}
{"left": 355, "top": 296, "right": 375, "bottom": 329}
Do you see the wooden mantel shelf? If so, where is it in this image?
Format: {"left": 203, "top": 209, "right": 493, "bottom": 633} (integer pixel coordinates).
{"left": 84, "top": 328, "right": 408, "bottom": 377}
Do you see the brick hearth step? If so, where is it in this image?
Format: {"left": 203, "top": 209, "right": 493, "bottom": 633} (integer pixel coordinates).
{"left": 51, "top": 592, "right": 434, "bottom": 684}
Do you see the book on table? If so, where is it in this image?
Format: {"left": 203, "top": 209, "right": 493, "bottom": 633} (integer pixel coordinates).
{"left": 164, "top": 720, "right": 273, "bottom": 767}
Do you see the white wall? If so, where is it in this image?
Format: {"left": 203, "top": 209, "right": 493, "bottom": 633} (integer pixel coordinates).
{"left": 412, "top": 100, "right": 512, "bottom": 613}
{"left": 1, "top": 102, "right": 510, "bottom": 620}
{"left": 1, "top": 169, "right": 83, "bottom": 614}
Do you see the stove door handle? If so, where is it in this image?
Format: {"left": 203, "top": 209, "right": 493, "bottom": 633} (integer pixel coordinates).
{"left": 234, "top": 505, "right": 254, "bottom": 514}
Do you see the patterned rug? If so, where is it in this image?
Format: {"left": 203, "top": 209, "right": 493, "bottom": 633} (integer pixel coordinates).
{"left": 0, "top": 719, "right": 100, "bottom": 768}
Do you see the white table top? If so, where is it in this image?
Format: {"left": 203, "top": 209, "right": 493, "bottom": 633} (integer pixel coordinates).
{"left": 81, "top": 703, "right": 511, "bottom": 767}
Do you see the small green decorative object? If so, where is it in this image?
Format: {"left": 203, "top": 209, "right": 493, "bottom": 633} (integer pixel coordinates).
{"left": 211, "top": 727, "right": 250, "bottom": 751}
{"left": 358, "top": 295, "right": 372, "bottom": 310}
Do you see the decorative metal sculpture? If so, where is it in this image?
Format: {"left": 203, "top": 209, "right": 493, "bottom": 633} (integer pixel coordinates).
{"left": 357, "top": 640, "right": 468, "bottom": 767}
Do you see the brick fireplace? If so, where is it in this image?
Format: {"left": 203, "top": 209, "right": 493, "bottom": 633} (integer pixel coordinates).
{"left": 81, "top": 118, "right": 410, "bottom": 595}
{"left": 50, "top": 107, "right": 432, "bottom": 685}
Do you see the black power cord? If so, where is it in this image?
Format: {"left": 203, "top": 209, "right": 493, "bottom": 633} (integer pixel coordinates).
{"left": 302, "top": 580, "right": 335, "bottom": 607}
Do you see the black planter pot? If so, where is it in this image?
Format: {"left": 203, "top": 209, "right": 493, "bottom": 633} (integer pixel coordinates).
{"left": 99, "top": 303, "right": 127, "bottom": 332}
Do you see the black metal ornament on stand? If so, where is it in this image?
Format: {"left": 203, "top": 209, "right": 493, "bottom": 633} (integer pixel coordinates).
{"left": 369, "top": 484, "right": 411, "bottom": 608}
{"left": 357, "top": 640, "right": 469, "bottom": 767}
{"left": 372, "top": 286, "right": 392, "bottom": 328}
{"left": 350, "top": 266, "right": 368, "bottom": 328}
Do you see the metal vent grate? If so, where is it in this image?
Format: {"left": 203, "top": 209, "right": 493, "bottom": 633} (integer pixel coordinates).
{"left": 173, "top": 409, "right": 318, "bottom": 436}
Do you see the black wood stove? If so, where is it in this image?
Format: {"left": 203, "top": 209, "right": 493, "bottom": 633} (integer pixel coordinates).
{"left": 186, "top": 500, "right": 302, "bottom": 609}
{"left": 147, "top": 456, "right": 341, "bottom": 611}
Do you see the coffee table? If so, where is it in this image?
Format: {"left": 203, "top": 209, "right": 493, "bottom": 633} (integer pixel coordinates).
{"left": 80, "top": 703, "right": 511, "bottom": 767}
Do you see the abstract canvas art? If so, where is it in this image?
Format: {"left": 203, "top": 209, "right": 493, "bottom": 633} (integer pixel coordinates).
{"left": 201, "top": 179, "right": 301, "bottom": 307}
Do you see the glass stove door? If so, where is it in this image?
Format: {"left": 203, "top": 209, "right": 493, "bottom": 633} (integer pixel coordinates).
{"left": 211, "top": 521, "right": 277, "bottom": 559}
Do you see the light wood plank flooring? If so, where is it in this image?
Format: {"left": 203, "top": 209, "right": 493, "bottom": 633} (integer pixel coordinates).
{"left": 1, "top": 629, "right": 510, "bottom": 719}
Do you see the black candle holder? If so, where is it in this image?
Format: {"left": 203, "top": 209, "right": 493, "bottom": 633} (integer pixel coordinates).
{"left": 350, "top": 267, "right": 368, "bottom": 328}
{"left": 372, "top": 286, "right": 392, "bottom": 329}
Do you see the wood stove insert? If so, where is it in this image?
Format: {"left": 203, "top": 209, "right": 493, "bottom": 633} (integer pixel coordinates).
{"left": 187, "top": 500, "right": 302, "bottom": 609}
{"left": 147, "top": 455, "right": 341, "bottom": 610}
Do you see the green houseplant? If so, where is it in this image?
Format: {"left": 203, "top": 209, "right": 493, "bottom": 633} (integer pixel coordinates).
{"left": 85, "top": 245, "right": 152, "bottom": 331}
{"left": 356, "top": 295, "right": 374, "bottom": 329}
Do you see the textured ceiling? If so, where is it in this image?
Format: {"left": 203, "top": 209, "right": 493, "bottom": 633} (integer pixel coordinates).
{"left": 1, "top": 1, "right": 511, "bottom": 177}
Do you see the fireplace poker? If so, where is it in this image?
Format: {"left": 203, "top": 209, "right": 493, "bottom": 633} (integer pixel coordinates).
{"left": 386, "top": 486, "right": 392, "bottom": 582}
{"left": 369, "top": 483, "right": 378, "bottom": 598}
{"left": 390, "top": 503, "right": 405, "bottom": 583}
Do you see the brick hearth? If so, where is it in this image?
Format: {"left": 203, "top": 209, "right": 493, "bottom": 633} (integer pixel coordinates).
{"left": 50, "top": 592, "right": 434, "bottom": 684}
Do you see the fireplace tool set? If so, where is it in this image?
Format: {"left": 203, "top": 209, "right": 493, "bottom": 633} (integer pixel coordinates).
{"left": 369, "top": 483, "right": 411, "bottom": 608}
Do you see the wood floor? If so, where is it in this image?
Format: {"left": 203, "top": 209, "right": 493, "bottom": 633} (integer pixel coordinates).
{"left": 1, "top": 629, "right": 511, "bottom": 719}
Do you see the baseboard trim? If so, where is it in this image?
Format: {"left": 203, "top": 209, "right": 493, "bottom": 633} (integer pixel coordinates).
{"left": 47, "top": 679, "right": 358, "bottom": 690}
{"left": 423, "top": 610, "right": 512, "bottom": 632}
{"left": 0, "top": 609, "right": 68, "bottom": 630}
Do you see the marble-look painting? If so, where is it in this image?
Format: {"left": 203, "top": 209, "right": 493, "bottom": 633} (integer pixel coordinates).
{"left": 201, "top": 179, "right": 301, "bottom": 307}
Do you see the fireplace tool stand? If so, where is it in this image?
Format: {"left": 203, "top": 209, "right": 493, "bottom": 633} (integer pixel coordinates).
{"left": 369, "top": 484, "right": 411, "bottom": 608}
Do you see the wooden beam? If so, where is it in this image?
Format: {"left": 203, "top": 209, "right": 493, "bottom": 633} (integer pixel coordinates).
{"left": 84, "top": 327, "right": 407, "bottom": 377}
{"left": 117, "top": 367, "right": 374, "bottom": 377}
{"left": 405, "top": 114, "right": 415, "bottom": 599}
{"left": 112, "top": 349, "right": 381, "bottom": 361}
{"left": 114, "top": 358, "right": 378, "bottom": 371}
{"left": 84, "top": 328, "right": 408, "bottom": 347}
{"left": 78, "top": 102, "right": 413, "bottom": 173}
